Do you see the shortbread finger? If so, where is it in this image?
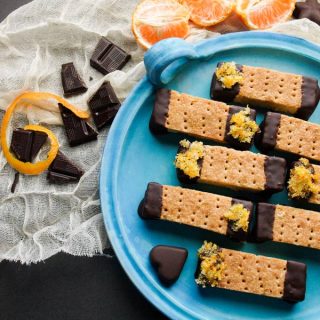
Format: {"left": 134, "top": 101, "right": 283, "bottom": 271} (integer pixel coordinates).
{"left": 287, "top": 159, "right": 320, "bottom": 205}
{"left": 255, "top": 203, "right": 320, "bottom": 249}
{"left": 138, "top": 182, "right": 254, "bottom": 241}
{"left": 195, "top": 241, "right": 306, "bottom": 302}
{"left": 175, "top": 140, "right": 286, "bottom": 194}
{"left": 150, "top": 89, "right": 258, "bottom": 150}
{"left": 256, "top": 112, "right": 320, "bottom": 162}
{"left": 210, "top": 62, "right": 320, "bottom": 120}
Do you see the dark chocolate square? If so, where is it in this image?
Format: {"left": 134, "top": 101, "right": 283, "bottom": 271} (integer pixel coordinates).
{"left": 61, "top": 62, "right": 88, "bottom": 97}
{"left": 88, "top": 81, "right": 121, "bottom": 130}
{"left": 90, "top": 37, "right": 131, "bottom": 75}
{"left": 59, "top": 104, "right": 98, "bottom": 147}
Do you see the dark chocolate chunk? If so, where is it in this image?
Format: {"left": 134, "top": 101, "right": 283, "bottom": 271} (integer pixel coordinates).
{"left": 90, "top": 37, "right": 131, "bottom": 75}
{"left": 210, "top": 62, "right": 243, "bottom": 102}
{"left": 138, "top": 182, "right": 163, "bottom": 219}
{"left": 11, "top": 172, "right": 20, "bottom": 193}
{"left": 293, "top": 0, "right": 320, "bottom": 25}
{"left": 225, "top": 105, "right": 257, "bottom": 150}
{"left": 59, "top": 104, "right": 98, "bottom": 147}
{"left": 88, "top": 82, "right": 121, "bottom": 130}
{"left": 283, "top": 261, "right": 306, "bottom": 303}
{"left": 10, "top": 129, "right": 48, "bottom": 162}
{"left": 150, "top": 245, "right": 188, "bottom": 286}
{"left": 264, "top": 156, "right": 287, "bottom": 193}
{"left": 176, "top": 145, "right": 203, "bottom": 184}
{"left": 61, "top": 62, "right": 87, "bottom": 97}
{"left": 227, "top": 199, "right": 254, "bottom": 242}
{"left": 296, "top": 76, "right": 320, "bottom": 120}
{"left": 47, "top": 151, "right": 84, "bottom": 184}
{"left": 255, "top": 112, "right": 281, "bottom": 153}
{"left": 149, "top": 89, "right": 170, "bottom": 134}
{"left": 253, "top": 203, "right": 275, "bottom": 242}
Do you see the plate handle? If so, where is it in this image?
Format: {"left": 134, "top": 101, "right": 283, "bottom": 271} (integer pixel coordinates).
{"left": 144, "top": 38, "right": 198, "bottom": 86}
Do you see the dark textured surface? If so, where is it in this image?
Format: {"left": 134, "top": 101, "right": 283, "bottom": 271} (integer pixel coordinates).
{"left": 138, "top": 182, "right": 163, "bottom": 219}
{"left": 264, "top": 156, "right": 287, "bottom": 193}
{"left": 0, "top": 2, "right": 165, "bottom": 320}
{"left": 253, "top": 203, "right": 276, "bottom": 242}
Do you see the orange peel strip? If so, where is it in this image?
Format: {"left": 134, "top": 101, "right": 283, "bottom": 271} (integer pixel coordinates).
{"left": 1, "top": 92, "right": 89, "bottom": 175}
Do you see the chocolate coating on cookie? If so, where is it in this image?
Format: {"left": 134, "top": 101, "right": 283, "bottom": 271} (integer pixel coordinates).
{"left": 254, "top": 203, "right": 276, "bottom": 242}
{"left": 264, "top": 156, "right": 287, "bottom": 193}
{"left": 225, "top": 105, "right": 257, "bottom": 150}
{"left": 296, "top": 76, "right": 320, "bottom": 120}
{"left": 138, "top": 182, "right": 163, "bottom": 219}
{"left": 150, "top": 245, "right": 188, "bottom": 286}
{"left": 210, "top": 63, "right": 243, "bottom": 103}
{"left": 227, "top": 199, "right": 254, "bottom": 241}
{"left": 149, "top": 89, "right": 170, "bottom": 134}
{"left": 283, "top": 261, "right": 306, "bottom": 303}
{"left": 255, "top": 112, "right": 281, "bottom": 153}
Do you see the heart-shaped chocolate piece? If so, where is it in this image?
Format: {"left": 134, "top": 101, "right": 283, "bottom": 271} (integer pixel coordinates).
{"left": 150, "top": 245, "right": 188, "bottom": 286}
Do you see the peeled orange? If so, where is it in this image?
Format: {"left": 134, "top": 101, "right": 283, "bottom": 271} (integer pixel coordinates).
{"left": 236, "top": 0, "right": 296, "bottom": 30}
{"left": 132, "top": 0, "right": 191, "bottom": 49}
{"left": 180, "top": 0, "right": 235, "bottom": 27}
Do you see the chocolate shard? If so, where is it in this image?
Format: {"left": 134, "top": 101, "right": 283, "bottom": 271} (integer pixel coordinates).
{"left": 59, "top": 104, "right": 98, "bottom": 147}
{"left": 296, "top": 76, "right": 320, "bottom": 120}
{"left": 253, "top": 203, "right": 275, "bottom": 242}
{"left": 138, "top": 182, "right": 163, "bottom": 219}
{"left": 11, "top": 172, "right": 20, "bottom": 193}
{"left": 90, "top": 37, "right": 131, "bottom": 75}
{"left": 227, "top": 199, "right": 254, "bottom": 242}
{"left": 88, "top": 81, "right": 121, "bottom": 130}
{"left": 293, "top": 0, "right": 320, "bottom": 26}
{"left": 61, "top": 62, "right": 88, "bottom": 97}
{"left": 255, "top": 112, "right": 281, "bottom": 153}
{"left": 264, "top": 156, "right": 287, "bottom": 193}
{"left": 210, "top": 62, "right": 243, "bottom": 103}
{"left": 150, "top": 245, "right": 188, "bottom": 286}
{"left": 225, "top": 105, "right": 257, "bottom": 150}
{"left": 149, "top": 89, "right": 170, "bottom": 135}
{"left": 47, "top": 151, "right": 84, "bottom": 184}
{"left": 283, "top": 261, "right": 307, "bottom": 303}
{"left": 10, "top": 129, "right": 48, "bottom": 163}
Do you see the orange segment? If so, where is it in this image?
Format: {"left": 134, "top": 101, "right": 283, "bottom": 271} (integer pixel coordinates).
{"left": 132, "top": 0, "right": 191, "bottom": 49}
{"left": 180, "top": 0, "right": 235, "bottom": 27}
{"left": 236, "top": 0, "right": 296, "bottom": 30}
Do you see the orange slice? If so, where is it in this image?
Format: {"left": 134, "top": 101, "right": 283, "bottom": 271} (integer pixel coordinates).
{"left": 180, "top": 0, "right": 235, "bottom": 27}
{"left": 236, "top": 0, "right": 296, "bottom": 30}
{"left": 132, "top": 0, "right": 191, "bottom": 49}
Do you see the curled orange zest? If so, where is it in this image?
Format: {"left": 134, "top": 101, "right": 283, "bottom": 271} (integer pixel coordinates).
{"left": 1, "top": 92, "right": 89, "bottom": 175}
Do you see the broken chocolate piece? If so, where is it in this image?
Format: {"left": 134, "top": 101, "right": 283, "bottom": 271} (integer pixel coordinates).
{"left": 61, "top": 63, "right": 88, "bottom": 97}
{"left": 11, "top": 172, "right": 20, "bottom": 193}
{"left": 90, "top": 37, "right": 131, "bottom": 75}
{"left": 293, "top": 0, "right": 320, "bottom": 26}
{"left": 10, "top": 129, "right": 48, "bottom": 162}
{"left": 88, "top": 82, "right": 121, "bottom": 130}
{"left": 59, "top": 104, "right": 98, "bottom": 147}
{"left": 47, "top": 151, "right": 83, "bottom": 184}
{"left": 150, "top": 245, "right": 188, "bottom": 286}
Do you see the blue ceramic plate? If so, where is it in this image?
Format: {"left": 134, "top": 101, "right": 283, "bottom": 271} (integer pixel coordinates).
{"left": 100, "top": 32, "right": 320, "bottom": 320}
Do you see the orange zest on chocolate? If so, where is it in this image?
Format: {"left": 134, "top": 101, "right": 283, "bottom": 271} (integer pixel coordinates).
{"left": 196, "top": 241, "right": 225, "bottom": 288}
{"left": 228, "top": 106, "right": 259, "bottom": 143}
{"left": 174, "top": 139, "right": 204, "bottom": 179}
{"left": 215, "top": 62, "right": 244, "bottom": 89}
{"left": 288, "top": 158, "right": 320, "bottom": 199}
{"left": 224, "top": 203, "right": 250, "bottom": 232}
{"left": 0, "top": 92, "right": 89, "bottom": 175}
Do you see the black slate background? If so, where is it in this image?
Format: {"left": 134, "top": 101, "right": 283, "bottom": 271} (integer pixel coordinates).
{"left": 0, "top": 1, "right": 166, "bottom": 319}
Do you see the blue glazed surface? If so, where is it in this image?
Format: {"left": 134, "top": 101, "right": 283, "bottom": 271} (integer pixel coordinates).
{"left": 100, "top": 32, "right": 320, "bottom": 320}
